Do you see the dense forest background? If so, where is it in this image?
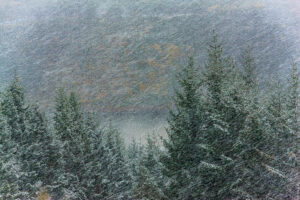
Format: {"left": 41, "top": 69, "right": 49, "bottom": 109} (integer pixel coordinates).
{"left": 0, "top": 36, "right": 299, "bottom": 199}
{"left": 1, "top": 0, "right": 300, "bottom": 199}
{"left": 1, "top": 0, "right": 300, "bottom": 126}
{"left": 0, "top": 0, "right": 300, "bottom": 142}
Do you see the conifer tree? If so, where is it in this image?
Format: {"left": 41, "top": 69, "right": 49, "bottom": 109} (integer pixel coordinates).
{"left": 285, "top": 61, "right": 299, "bottom": 155}
{"left": 1, "top": 72, "right": 26, "bottom": 145}
{"left": 1, "top": 35, "right": 298, "bottom": 200}
{"left": 102, "top": 125, "right": 131, "bottom": 199}
{"left": 54, "top": 89, "right": 132, "bottom": 199}
{"left": 233, "top": 51, "right": 287, "bottom": 199}
{"left": 1, "top": 75, "right": 61, "bottom": 198}
{"left": 240, "top": 47, "right": 258, "bottom": 89}
{"left": 281, "top": 61, "right": 300, "bottom": 198}
{"left": 0, "top": 158, "right": 22, "bottom": 200}
{"left": 19, "top": 104, "right": 61, "bottom": 197}
{"left": 0, "top": 73, "right": 32, "bottom": 198}
{"left": 197, "top": 35, "right": 238, "bottom": 200}
{"left": 260, "top": 61, "right": 299, "bottom": 199}
{"left": 161, "top": 57, "right": 203, "bottom": 199}
{"left": 0, "top": 101, "right": 21, "bottom": 199}
{"left": 131, "top": 134, "right": 165, "bottom": 200}
{"left": 0, "top": 99, "right": 15, "bottom": 164}
{"left": 264, "top": 75, "right": 287, "bottom": 161}
{"left": 127, "top": 139, "right": 143, "bottom": 182}
{"left": 54, "top": 89, "right": 86, "bottom": 198}
{"left": 81, "top": 113, "right": 117, "bottom": 200}
{"left": 82, "top": 126, "right": 109, "bottom": 200}
{"left": 237, "top": 96, "right": 279, "bottom": 198}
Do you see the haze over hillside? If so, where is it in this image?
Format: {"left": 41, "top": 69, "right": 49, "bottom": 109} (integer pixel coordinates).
{"left": 1, "top": 0, "right": 300, "bottom": 136}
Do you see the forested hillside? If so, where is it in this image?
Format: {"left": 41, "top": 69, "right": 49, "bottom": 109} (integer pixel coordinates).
{"left": 0, "top": 0, "right": 298, "bottom": 115}
{"left": 0, "top": 37, "right": 299, "bottom": 199}
{"left": 1, "top": 1, "right": 300, "bottom": 199}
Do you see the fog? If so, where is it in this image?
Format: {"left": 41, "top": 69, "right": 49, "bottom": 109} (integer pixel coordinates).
{"left": 1, "top": 0, "right": 300, "bottom": 141}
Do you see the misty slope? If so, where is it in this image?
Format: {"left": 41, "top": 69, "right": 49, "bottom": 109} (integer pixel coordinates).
{"left": 0, "top": 0, "right": 298, "bottom": 115}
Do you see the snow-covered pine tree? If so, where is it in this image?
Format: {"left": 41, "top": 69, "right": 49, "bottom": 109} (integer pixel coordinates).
{"left": 240, "top": 47, "right": 258, "bottom": 89}
{"left": 131, "top": 134, "right": 165, "bottom": 200}
{"left": 263, "top": 61, "right": 299, "bottom": 199}
{"left": 102, "top": 124, "right": 131, "bottom": 200}
{"left": 0, "top": 159, "right": 21, "bottom": 200}
{"left": 80, "top": 113, "right": 117, "bottom": 200}
{"left": 281, "top": 61, "right": 300, "bottom": 198}
{"left": 1, "top": 75, "right": 62, "bottom": 198}
{"left": 196, "top": 35, "right": 241, "bottom": 200}
{"left": 285, "top": 61, "right": 300, "bottom": 157}
{"left": 54, "top": 89, "right": 87, "bottom": 199}
{"left": 1, "top": 72, "right": 26, "bottom": 145}
{"left": 238, "top": 88, "right": 286, "bottom": 199}
{"left": 0, "top": 73, "right": 33, "bottom": 198}
{"left": 0, "top": 99, "right": 22, "bottom": 199}
{"left": 82, "top": 125, "right": 109, "bottom": 199}
{"left": 264, "top": 75, "right": 288, "bottom": 163}
{"left": 127, "top": 138, "right": 143, "bottom": 183}
{"left": 161, "top": 57, "right": 204, "bottom": 199}
{"left": 232, "top": 50, "right": 287, "bottom": 199}
{"left": 0, "top": 96, "right": 15, "bottom": 165}
{"left": 54, "top": 89, "right": 131, "bottom": 199}
{"left": 19, "top": 104, "right": 61, "bottom": 197}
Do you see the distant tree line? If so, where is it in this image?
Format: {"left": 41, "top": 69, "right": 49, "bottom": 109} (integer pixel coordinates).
{"left": 0, "top": 35, "right": 299, "bottom": 199}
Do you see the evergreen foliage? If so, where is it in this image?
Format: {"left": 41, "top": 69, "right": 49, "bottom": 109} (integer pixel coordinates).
{"left": 161, "top": 56, "right": 203, "bottom": 199}
{"left": 54, "top": 89, "right": 94, "bottom": 199}
{"left": 0, "top": 35, "right": 299, "bottom": 199}
{"left": 54, "top": 89, "right": 131, "bottom": 199}
{"left": 20, "top": 105, "right": 61, "bottom": 196}
{"left": 0, "top": 104, "right": 21, "bottom": 199}
{"left": 160, "top": 35, "right": 297, "bottom": 199}
{"left": 131, "top": 134, "right": 165, "bottom": 200}
{"left": 102, "top": 125, "right": 131, "bottom": 199}
{"left": 1, "top": 73, "right": 27, "bottom": 146}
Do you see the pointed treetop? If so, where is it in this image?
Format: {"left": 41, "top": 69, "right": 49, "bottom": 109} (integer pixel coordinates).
{"left": 207, "top": 31, "right": 223, "bottom": 63}
{"left": 240, "top": 46, "right": 258, "bottom": 88}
